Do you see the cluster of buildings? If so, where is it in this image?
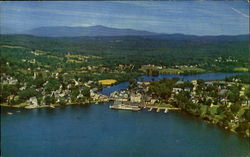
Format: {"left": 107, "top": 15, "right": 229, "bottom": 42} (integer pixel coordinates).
{"left": 109, "top": 78, "right": 249, "bottom": 111}
{"left": 214, "top": 56, "right": 238, "bottom": 63}
{"left": 90, "top": 88, "right": 109, "bottom": 103}
{"left": 1, "top": 74, "right": 18, "bottom": 85}
{"left": 109, "top": 81, "right": 157, "bottom": 106}
{"left": 1, "top": 72, "right": 105, "bottom": 108}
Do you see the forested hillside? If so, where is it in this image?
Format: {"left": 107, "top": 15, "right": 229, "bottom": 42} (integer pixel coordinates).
{"left": 0, "top": 34, "right": 248, "bottom": 72}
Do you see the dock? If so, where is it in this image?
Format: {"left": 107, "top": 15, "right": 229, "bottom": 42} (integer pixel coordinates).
{"left": 109, "top": 102, "right": 180, "bottom": 113}
{"left": 109, "top": 104, "right": 141, "bottom": 111}
{"left": 141, "top": 105, "right": 181, "bottom": 113}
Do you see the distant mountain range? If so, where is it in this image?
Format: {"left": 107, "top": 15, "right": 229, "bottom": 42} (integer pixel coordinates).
{"left": 22, "top": 25, "right": 159, "bottom": 37}
{"left": 1, "top": 25, "right": 249, "bottom": 41}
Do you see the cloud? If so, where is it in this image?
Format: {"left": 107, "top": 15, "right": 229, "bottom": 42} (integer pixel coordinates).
{"left": 231, "top": 7, "right": 249, "bottom": 18}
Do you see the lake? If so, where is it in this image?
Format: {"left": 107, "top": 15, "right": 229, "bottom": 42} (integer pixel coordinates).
{"left": 1, "top": 73, "right": 249, "bottom": 157}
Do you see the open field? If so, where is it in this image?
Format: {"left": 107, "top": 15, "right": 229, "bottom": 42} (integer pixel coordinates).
{"left": 233, "top": 67, "right": 248, "bottom": 72}
{"left": 0, "top": 45, "right": 26, "bottom": 49}
{"left": 98, "top": 79, "right": 117, "bottom": 85}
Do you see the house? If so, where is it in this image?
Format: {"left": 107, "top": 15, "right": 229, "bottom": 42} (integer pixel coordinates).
{"left": 242, "top": 100, "right": 249, "bottom": 106}
{"left": 73, "top": 79, "right": 79, "bottom": 86}
{"left": 43, "top": 81, "right": 49, "bottom": 86}
{"left": 204, "top": 81, "right": 213, "bottom": 86}
{"left": 144, "top": 96, "right": 152, "bottom": 105}
{"left": 19, "top": 86, "right": 26, "bottom": 91}
{"left": 27, "top": 97, "right": 39, "bottom": 107}
{"left": 184, "top": 88, "right": 191, "bottom": 92}
{"left": 172, "top": 88, "right": 183, "bottom": 93}
{"left": 5, "top": 76, "right": 18, "bottom": 85}
{"left": 130, "top": 93, "right": 142, "bottom": 103}
{"left": 77, "top": 94, "right": 84, "bottom": 99}
{"left": 87, "top": 80, "right": 94, "bottom": 84}
{"left": 67, "top": 84, "right": 72, "bottom": 89}
{"left": 217, "top": 81, "right": 226, "bottom": 86}
{"left": 110, "top": 91, "right": 119, "bottom": 98}
{"left": 150, "top": 99, "right": 157, "bottom": 104}
{"left": 191, "top": 98, "right": 199, "bottom": 103}
{"left": 191, "top": 80, "right": 198, "bottom": 86}
{"left": 90, "top": 88, "right": 98, "bottom": 93}
{"left": 218, "top": 89, "right": 228, "bottom": 96}
{"left": 176, "top": 80, "right": 184, "bottom": 85}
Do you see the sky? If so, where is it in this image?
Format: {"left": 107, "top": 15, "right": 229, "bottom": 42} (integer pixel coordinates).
{"left": 0, "top": 1, "right": 249, "bottom": 35}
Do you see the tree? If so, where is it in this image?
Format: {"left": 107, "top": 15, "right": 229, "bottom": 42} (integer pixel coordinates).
{"left": 243, "top": 109, "right": 250, "bottom": 121}
{"left": 44, "top": 96, "right": 55, "bottom": 105}
{"left": 45, "top": 79, "right": 61, "bottom": 92}
{"left": 230, "top": 103, "right": 240, "bottom": 113}
{"left": 81, "top": 86, "right": 90, "bottom": 97}
{"left": 19, "top": 88, "right": 38, "bottom": 101}
{"left": 0, "top": 84, "right": 18, "bottom": 105}
{"left": 128, "top": 79, "right": 137, "bottom": 89}
{"left": 30, "top": 77, "right": 44, "bottom": 88}
{"left": 71, "top": 88, "right": 80, "bottom": 102}
{"left": 204, "top": 99, "right": 212, "bottom": 106}
{"left": 228, "top": 90, "right": 239, "bottom": 103}
{"left": 245, "top": 88, "right": 250, "bottom": 100}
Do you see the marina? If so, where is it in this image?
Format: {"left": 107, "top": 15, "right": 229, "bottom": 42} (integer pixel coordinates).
{"left": 109, "top": 102, "right": 181, "bottom": 113}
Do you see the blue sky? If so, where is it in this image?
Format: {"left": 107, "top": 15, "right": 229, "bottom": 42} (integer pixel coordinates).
{"left": 0, "top": 1, "right": 249, "bottom": 35}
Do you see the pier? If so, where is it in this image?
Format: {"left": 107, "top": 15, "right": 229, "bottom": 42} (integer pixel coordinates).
{"left": 140, "top": 105, "right": 181, "bottom": 113}
{"left": 109, "top": 104, "right": 141, "bottom": 111}
{"left": 109, "top": 100, "right": 181, "bottom": 113}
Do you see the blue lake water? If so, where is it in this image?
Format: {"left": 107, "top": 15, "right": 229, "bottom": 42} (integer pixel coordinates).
{"left": 1, "top": 73, "right": 249, "bottom": 157}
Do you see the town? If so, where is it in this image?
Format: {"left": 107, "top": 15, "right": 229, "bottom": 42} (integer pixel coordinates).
{"left": 0, "top": 38, "right": 249, "bottom": 138}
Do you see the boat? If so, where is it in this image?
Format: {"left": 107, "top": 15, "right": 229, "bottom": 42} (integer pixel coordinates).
{"left": 7, "top": 112, "right": 13, "bottom": 115}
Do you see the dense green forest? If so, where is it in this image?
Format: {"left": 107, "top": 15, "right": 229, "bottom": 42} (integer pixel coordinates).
{"left": 0, "top": 35, "right": 249, "bottom": 72}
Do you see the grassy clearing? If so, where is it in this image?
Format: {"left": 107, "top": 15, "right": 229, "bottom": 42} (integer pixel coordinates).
{"left": 31, "top": 50, "right": 46, "bottom": 55}
{"left": 159, "top": 68, "right": 183, "bottom": 74}
{"left": 65, "top": 54, "right": 102, "bottom": 63}
{"left": 13, "top": 103, "right": 28, "bottom": 108}
{"left": 159, "top": 67, "right": 205, "bottom": 74}
{"left": 0, "top": 102, "right": 27, "bottom": 108}
{"left": 155, "top": 103, "right": 174, "bottom": 108}
{"left": 98, "top": 79, "right": 117, "bottom": 85}
{"left": 47, "top": 55, "right": 63, "bottom": 61}
{"left": 233, "top": 67, "right": 248, "bottom": 72}
{"left": 0, "top": 45, "right": 25, "bottom": 49}
{"left": 0, "top": 103, "right": 9, "bottom": 107}
{"left": 179, "top": 67, "right": 206, "bottom": 73}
